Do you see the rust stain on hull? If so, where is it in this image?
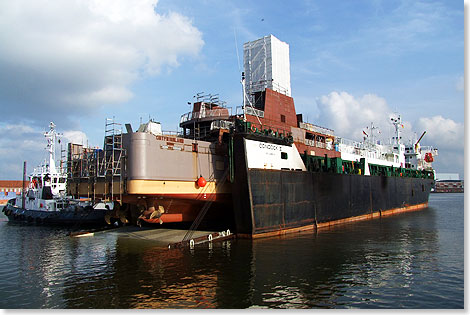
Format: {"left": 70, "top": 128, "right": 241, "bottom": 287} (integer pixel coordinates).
{"left": 238, "top": 202, "right": 429, "bottom": 239}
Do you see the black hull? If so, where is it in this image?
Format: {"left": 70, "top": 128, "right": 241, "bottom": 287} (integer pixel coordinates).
{"left": 2, "top": 204, "right": 110, "bottom": 226}
{"left": 231, "top": 135, "right": 434, "bottom": 237}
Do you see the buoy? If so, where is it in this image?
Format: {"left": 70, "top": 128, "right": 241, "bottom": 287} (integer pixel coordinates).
{"left": 197, "top": 176, "right": 207, "bottom": 188}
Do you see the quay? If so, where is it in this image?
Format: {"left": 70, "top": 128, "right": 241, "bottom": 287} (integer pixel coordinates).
{"left": 0, "top": 180, "right": 23, "bottom": 205}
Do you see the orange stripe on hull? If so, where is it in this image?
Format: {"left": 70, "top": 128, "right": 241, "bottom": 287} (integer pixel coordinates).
{"left": 141, "top": 213, "right": 195, "bottom": 224}
{"left": 238, "top": 202, "right": 429, "bottom": 239}
{"left": 127, "top": 193, "right": 229, "bottom": 202}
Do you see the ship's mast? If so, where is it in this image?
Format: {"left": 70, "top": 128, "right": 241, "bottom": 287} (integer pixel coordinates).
{"left": 44, "top": 122, "right": 58, "bottom": 174}
{"left": 390, "top": 115, "right": 403, "bottom": 155}
{"left": 368, "top": 122, "right": 379, "bottom": 144}
{"left": 241, "top": 71, "right": 247, "bottom": 122}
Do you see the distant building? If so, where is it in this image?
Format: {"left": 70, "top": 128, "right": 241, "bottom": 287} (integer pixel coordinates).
{"left": 433, "top": 173, "right": 464, "bottom": 193}
{"left": 435, "top": 173, "right": 460, "bottom": 181}
{"left": 0, "top": 180, "right": 24, "bottom": 204}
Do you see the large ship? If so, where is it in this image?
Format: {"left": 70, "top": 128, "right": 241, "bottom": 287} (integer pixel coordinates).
{"left": 66, "top": 35, "right": 437, "bottom": 237}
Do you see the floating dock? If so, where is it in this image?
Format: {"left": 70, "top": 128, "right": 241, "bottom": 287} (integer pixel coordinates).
{"left": 72, "top": 226, "right": 234, "bottom": 249}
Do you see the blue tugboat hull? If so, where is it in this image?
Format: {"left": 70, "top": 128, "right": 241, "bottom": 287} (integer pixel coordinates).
{"left": 3, "top": 204, "right": 110, "bottom": 226}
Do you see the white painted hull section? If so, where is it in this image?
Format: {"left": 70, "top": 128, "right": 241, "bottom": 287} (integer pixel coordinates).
{"left": 244, "top": 138, "right": 307, "bottom": 171}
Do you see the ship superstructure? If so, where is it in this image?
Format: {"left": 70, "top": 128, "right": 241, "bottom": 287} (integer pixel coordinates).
{"left": 18, "top": 122, "right": 67, "bottom": 211}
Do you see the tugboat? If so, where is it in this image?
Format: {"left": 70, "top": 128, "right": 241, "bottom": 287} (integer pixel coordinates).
{"left": 2, "top": 122, "right": 113, "bottom": 226}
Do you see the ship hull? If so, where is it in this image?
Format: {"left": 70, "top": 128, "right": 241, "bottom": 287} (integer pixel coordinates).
{"left": 231, "top": 135, "right": 434, "bottom": 237}
{"left": 2, "top": 204, "right": 110, "bottom": 226}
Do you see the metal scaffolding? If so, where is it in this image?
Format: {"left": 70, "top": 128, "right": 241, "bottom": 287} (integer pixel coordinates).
{"left": 66, "top": 117, "right": 126, "bottom": 203}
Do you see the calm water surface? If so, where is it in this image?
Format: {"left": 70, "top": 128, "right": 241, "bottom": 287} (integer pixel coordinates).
{"left": 0, "top": 193, "right": 463, "bottom": 309}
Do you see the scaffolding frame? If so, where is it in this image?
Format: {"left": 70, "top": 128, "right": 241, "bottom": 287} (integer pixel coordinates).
{"left": 66, "top": 117, "right": 126, "bottom": 204}
{"left": 102, "top": 117, "right": 125, "bottom": 202}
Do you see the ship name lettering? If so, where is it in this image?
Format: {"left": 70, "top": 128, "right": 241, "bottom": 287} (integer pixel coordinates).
{"left": 156, "top": 135, "right": 184, "bottom": 143}
{"left": 259, "top": 143, "right": 281, "bottom": 151}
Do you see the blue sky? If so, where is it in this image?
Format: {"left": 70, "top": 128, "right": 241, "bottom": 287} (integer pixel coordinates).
{"left": 0, "top": 0, "right": 465, "bottom": 179}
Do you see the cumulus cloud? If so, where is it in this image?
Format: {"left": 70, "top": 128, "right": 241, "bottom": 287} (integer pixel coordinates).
{"left": 0, "top": 0, "right": 204, "bottom": 123}
{"left": 63, "top": 130, "right": 89, "bottom": 146}
{"left": 315, "top": 91, "right": 464, "bottom": 177}
{"left": 316, "top": 91, "right": 464, "bottom": 148}
{"left": 0, "top": 123, "right": 45, "bottom": 179}
{"left": 0, "top": 122, "right": 93, "bottom": 179}
{"left": 316, "top": 91, "right": 393, "bottom": 140}
{"left": 415, "top": 115, "right": 464, "bottom": 150}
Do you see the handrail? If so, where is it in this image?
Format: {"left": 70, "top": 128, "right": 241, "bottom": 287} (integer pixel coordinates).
{"left": 180, "top": 107, "right": 232, "bottom": 124}
{"left": 299, "top": 122, "right": 334, "bottom": 137}
{"left": 235, "top": 106, "right": 265, "bottom": 118}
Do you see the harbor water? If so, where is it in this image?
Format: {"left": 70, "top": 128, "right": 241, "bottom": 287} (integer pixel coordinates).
{"left": 0, "top": 193, "right": 463, "bottom": 309}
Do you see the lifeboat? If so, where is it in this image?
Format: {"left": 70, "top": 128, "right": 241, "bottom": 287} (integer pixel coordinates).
{"left": 424, "top": 152, "right": 434, "bottom": 163}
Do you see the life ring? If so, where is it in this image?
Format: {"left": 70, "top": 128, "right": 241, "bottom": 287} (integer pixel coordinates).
{"left": 250, "top": 125, "right": 258, "bottom": 133}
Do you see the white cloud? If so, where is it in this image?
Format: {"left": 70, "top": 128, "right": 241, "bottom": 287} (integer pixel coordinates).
{"left": 0, "top": 0, "right": 204, "bottom": 122}
{"left": 0, "top": 123, "right": 91, "bottom": 179}
{"left": 316, "top": 91, "right": 464, "bottom": 149}
{"left": 63, "top": 130, "right": 89, "bottom": 146}
{"left": 415, "top": 115, "right": 464, "bottom": 150}
{"left": 0, "top": 123, "right": 45, "bottom": 179}
{"left": 315, "top": 91, "right": 464, "bottom": 178}
{"left": 316, "top": 91, "right": 393, "bottom": 140}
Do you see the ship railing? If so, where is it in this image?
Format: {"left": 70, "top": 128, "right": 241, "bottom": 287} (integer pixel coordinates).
{"left": 211, "top": 120, "right": 234, "bottom": 130}
{"left": 337, "top": 137, "right": 388, "bottom": 152}
{"left": 247, "top": 80, "right": 290, "bottom": 96}
{"left": 180, "top": 107, "right": 232, "bottom": 124}
{"left": 161, "top": 130, "right": 181, "bottom": 137}
{"left": 235, "top": 120, "right": 293, "bottom": 144}
{"left": 336, "top": 137, "right": 397, "bottom": 162}
{"left": 299, "top": 122, "right": 335, "bottom": 137}
{"left": 420, "top": 146, "right": 438, "bottom": 156}
{"left": 236, "top": 106, "right": 265, "bottom": 118}
{"left": 306, "top": 141, "right": 334, "bottom": 150}
{"left": 304, "top": 139, "right": 315, "bottom": 147}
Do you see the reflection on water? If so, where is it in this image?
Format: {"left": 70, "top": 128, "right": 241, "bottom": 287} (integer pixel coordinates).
{"left": 0, "top": 194, "right": 463, "bottom": 309}
{"left": 247, "top": 208, "right": 443, "bottom": 308}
